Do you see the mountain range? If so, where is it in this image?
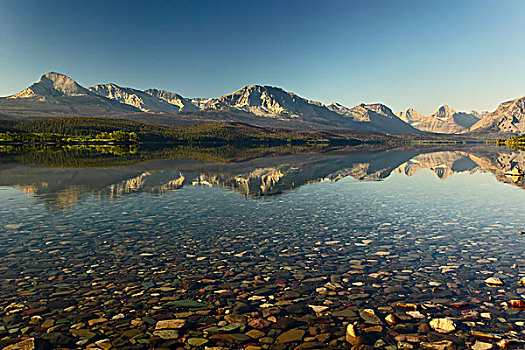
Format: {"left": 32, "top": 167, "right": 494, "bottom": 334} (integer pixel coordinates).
{"left": 1, "top": 72, "right": 524, "bottom": 136}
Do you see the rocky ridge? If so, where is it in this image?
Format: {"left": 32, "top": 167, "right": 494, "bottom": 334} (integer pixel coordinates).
{"left": 144, "top": 89, "right": 198, "bottom": 112}
{"left": 89, "top": 84, "right": 184, "bottom": 113}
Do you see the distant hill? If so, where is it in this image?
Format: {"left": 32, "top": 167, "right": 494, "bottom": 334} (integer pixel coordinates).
{"left": 327, "top": 102, "right": 419, "bottom": 133}
{"left": 396, "top": 105, "right": 481, "bottom": 133}
{"left": 464, "top": 95, "right": 525, "bottom": 135}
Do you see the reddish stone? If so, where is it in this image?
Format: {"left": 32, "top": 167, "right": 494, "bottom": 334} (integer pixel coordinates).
{"left": 22, "top": 307, "right": 48, "bottom": 316}
{"left": 387, "top": 329, "right": 400, "bottom": 337}
{"left": 448, "top": 301, "right": 468, "bottom": 308}
{"left": 248, "top": 318, "right": 271, "bottom": 330}
{"left": 509, "top": 300, "right": 525, "bottom": 310}
{"left": 152, "top": 314, "right": 175, "bottom": 320}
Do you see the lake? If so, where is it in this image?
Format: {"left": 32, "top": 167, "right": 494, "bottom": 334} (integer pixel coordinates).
{"left": 0, "top": 145, "right": 524, "bottom": 349}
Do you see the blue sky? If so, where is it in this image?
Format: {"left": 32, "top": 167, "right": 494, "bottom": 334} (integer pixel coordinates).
{"left": 1, "top": 0, "right": 525, "bottom": 115}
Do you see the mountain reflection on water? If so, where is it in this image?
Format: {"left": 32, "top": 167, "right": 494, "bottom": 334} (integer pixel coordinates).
{"left": 0, "top": 145, "right": 523, "bottom": 209}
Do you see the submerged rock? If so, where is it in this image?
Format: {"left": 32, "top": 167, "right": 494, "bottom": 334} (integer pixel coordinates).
{"left": 276, "top": 329, "right": 305, "bottom": 343}
{"left": 508, "top": 300, "right": 525, "bottom": 310}
{"left": 420, "top": 340, "right": 456, "bottom": 350}
{"left": 471, "top": 341, "right": 493, "bottom": 350}
{"left": 187, "top": 337, "right": 208, "bottom": 347}
{"left": 152, "top": 329, "right": 179, "bottom": 339}
{"left": 484, "top": 277, "right": 504, "bottom": 287}
{"left": 429, "top": 318, "right": 456, "bottom": 333}
{"left": 346, "top": 323, "right": 365, "bottom": 345}
{"left": 155, "top": 319, "right": 186, "bottom": 329}
{"left": 385, "top": 314, "right": 397, "bottom": 326}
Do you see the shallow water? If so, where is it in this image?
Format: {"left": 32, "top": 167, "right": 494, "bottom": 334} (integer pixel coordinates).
{"left": 0, "top": 146, "right": 524, "bottom": 349}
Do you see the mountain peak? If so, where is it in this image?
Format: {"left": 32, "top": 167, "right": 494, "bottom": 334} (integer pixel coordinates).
{"left": 9, "top": 72, "right": 90, "bottom": 99}
{"left": 432, "top": 104, "right": 457, "bottom": 120}
{"left": 237, "top": 84, "right": 288, "bottom": 95}
{"left": 41, "top": 71, "right": 73, "bottom": 81}
{"left": 439, "top": 104, "right": 453, "bottom": 112}
{"left": 203, "top": 84, "right": 337, "bottom": 120}
{"left": 93, "top": 82, "right": 119, "bottom": 88}
{"left": 243, "top": 84, "right": 262, "bottom": 89}
{"left": 407, "top": 105, "right": 480, "bottom": 133}
{"left": 325, "top": 102, "right": 352, "bottom": 115}
{"left": 364, "top": 103, "right": 394, "bottom": 114}
{"left": 40, "top": 72, "right": 87, "bottom": 94}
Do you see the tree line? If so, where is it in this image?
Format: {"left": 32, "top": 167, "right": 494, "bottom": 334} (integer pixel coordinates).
{"left": 0, "top": 117, "right": 364, "bottom": 145}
